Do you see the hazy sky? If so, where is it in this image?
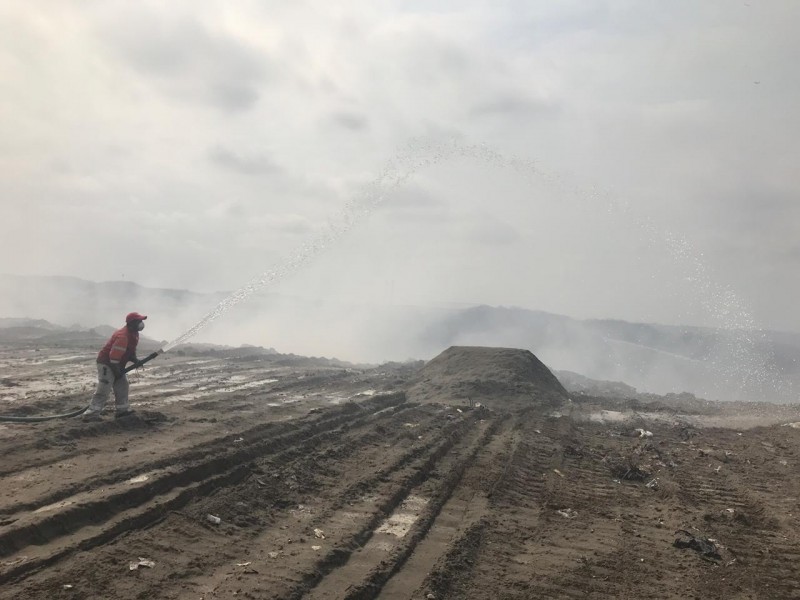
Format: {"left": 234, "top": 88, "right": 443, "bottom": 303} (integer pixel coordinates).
{"left": 2, "top": 1, "right": 799, "bottom": 334}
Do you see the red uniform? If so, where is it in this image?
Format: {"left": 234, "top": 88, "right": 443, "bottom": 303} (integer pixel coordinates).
{"left": 97, "top": 326, "right": 139, "bottom": 368}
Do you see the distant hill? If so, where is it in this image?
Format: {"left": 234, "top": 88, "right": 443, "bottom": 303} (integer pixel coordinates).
{"left": 0, "top": 317, "right": 162, "bottom": 351}
{"left": 0, "top": 274, "right": 226, "bottom": 338}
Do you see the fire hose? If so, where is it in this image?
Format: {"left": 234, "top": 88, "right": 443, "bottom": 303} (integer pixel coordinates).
{"left": 0, "top": 350, "right": 163, "bottom": 423}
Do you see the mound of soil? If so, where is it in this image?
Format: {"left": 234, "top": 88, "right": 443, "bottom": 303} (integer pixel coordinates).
{"left": 407, "top": 346, "right": 568, "bottom": 409}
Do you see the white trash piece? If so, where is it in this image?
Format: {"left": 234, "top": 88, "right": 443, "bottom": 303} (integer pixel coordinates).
{"left": 207, "top": 514, "right": 222, "bottom": 525}
{"left": 129, "top": 557, "right": 155, "bottom": 570}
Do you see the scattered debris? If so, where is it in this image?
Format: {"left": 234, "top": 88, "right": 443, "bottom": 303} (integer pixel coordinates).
{"left": 207, "top": 514, "right": 222, "bottom": 525}
{"left": 313, "top": 528, "right": 325, "bottom": 539}
{"left": 557, "top": 508, "right": 578, "bottom": 519}
{"left": 608, "top": 461, "right": 651, "bottom": 482}
{"left": 236, "top": 562, "right": 251, "bottom": 567}
{"left": 534, "top": 429, "right": 541, "bottom": 434}
{"left": 778, "top": 460, "right": 788, "bottom": 466}
{"left": 645, "top": 478, "right": 659, "bottom": 490}
{"left": 553, "top": 469, "right": 565, "bottom": 478}
{"left": 312, "top": 545, "right": 322, "bottom": 551}
{"left": 634, "top": 429, "right": 653, "bottom": 438}
{"left": 268, "top": 551, "right": 280, "bottom": 559}
{"left": 62, "top": 584, "right": 73, "bottom": 590}
{"left": 673, "top": 530, "right": 721, "bottom": 561}
{"left": 233, "top": 437, "right": 244, "bottom": 443}
{"left": 255, "top": 478, "right": 268, "bottom": 487}
{"left": 403, "top": 423, "right": 419, "bottom": 429}
{"left": 129, "top": 557, "right": 155, "bottom": 570}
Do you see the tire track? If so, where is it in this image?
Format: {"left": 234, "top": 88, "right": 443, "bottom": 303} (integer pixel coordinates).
{"left": 0, "top": 394, "right": 408, "bottom": 586}
{"left": 5, "top": 404, "right": 474, "bottom": 599}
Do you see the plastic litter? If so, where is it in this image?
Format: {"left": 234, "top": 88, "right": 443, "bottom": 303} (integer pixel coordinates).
{"left": 207, "top": 514, "right": 222, "bottom": 525}
{"left": 673, "top": 530, "right": 721, "bottom": 561}
{"left": 313, "top": 528, "right": 325, "bottom": 539}
{"left": 312, "top": 545, "right": 322, "bottom": 551}
{"left": 129, "top": 557, "right": 155, "bottom": 570}
{"left": 557, "top": 508, "right": 578, "bottom": 519}
{"left": 63, "top": 584, "right": 74, "bottom": 590}
{"left": 645, "top": 478, "right": 659, "bottom": 490}
{"left": 268, "top": 551, "right": 280, "bottom": 559}
{"left": 634, "top": 429, "right": 653, "bottom": 438}
{"left": 236, "top": 562, "right": 251, "bottom": 567}
{"left": 553, "top": 469, "right": 565, "bottom": 478}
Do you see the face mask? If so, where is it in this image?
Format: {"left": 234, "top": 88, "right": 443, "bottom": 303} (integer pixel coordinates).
{"left": 136, "top": 321, "right": 145, "bottom": 331}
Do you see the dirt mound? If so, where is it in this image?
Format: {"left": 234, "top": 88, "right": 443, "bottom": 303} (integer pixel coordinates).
{"left": 407, "top": 346, "right": 568, "bottom": 409}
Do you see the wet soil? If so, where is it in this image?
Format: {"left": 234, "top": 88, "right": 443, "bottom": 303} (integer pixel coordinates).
{"left": 0, "top": 343, "right": 799, "bottom": 599}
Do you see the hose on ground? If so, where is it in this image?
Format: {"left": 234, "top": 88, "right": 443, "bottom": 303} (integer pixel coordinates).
{"left": 0, "top": 405, "right": 89, "bottom": 423}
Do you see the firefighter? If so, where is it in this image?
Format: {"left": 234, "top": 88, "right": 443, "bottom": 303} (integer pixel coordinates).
{"left": 82, "top": 312, "right": 147, "bottom": 421}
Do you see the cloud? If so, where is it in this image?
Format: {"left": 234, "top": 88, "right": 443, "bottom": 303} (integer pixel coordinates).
{"left": 329, "top": 111, "right": 369, "bottom": 131}
{"left": 462, "top": 214, "right": 521, "bottom": 245}
{"left": 208, "top": 145, "right": 281, "bottom": 176}
{"left": 468, "top": 94, "right": 558, "bottom": 118}
{"left": 100, "top": 8, "right": 271, "bottom": 112}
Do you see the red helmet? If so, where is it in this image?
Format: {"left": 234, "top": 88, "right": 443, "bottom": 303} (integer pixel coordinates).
{"left": 125, "top": 312, "right": 148, "bottom": 323}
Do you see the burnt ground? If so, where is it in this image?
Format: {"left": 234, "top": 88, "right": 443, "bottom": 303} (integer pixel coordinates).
{"left": 1, "top": 342, "right": 799, "bottom": 599}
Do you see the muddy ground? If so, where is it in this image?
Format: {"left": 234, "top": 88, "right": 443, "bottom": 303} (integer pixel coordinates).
{"left": 1, "top": 340, "right": 799, "bottom": 599}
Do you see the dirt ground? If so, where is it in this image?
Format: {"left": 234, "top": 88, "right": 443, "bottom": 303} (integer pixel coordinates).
{"left": 1, "top": 341, "right": 800, "bottom": 599}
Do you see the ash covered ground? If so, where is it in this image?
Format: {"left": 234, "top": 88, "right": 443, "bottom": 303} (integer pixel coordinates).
{"left": 1, "top": 336, "right": 799, "bottom": 600}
